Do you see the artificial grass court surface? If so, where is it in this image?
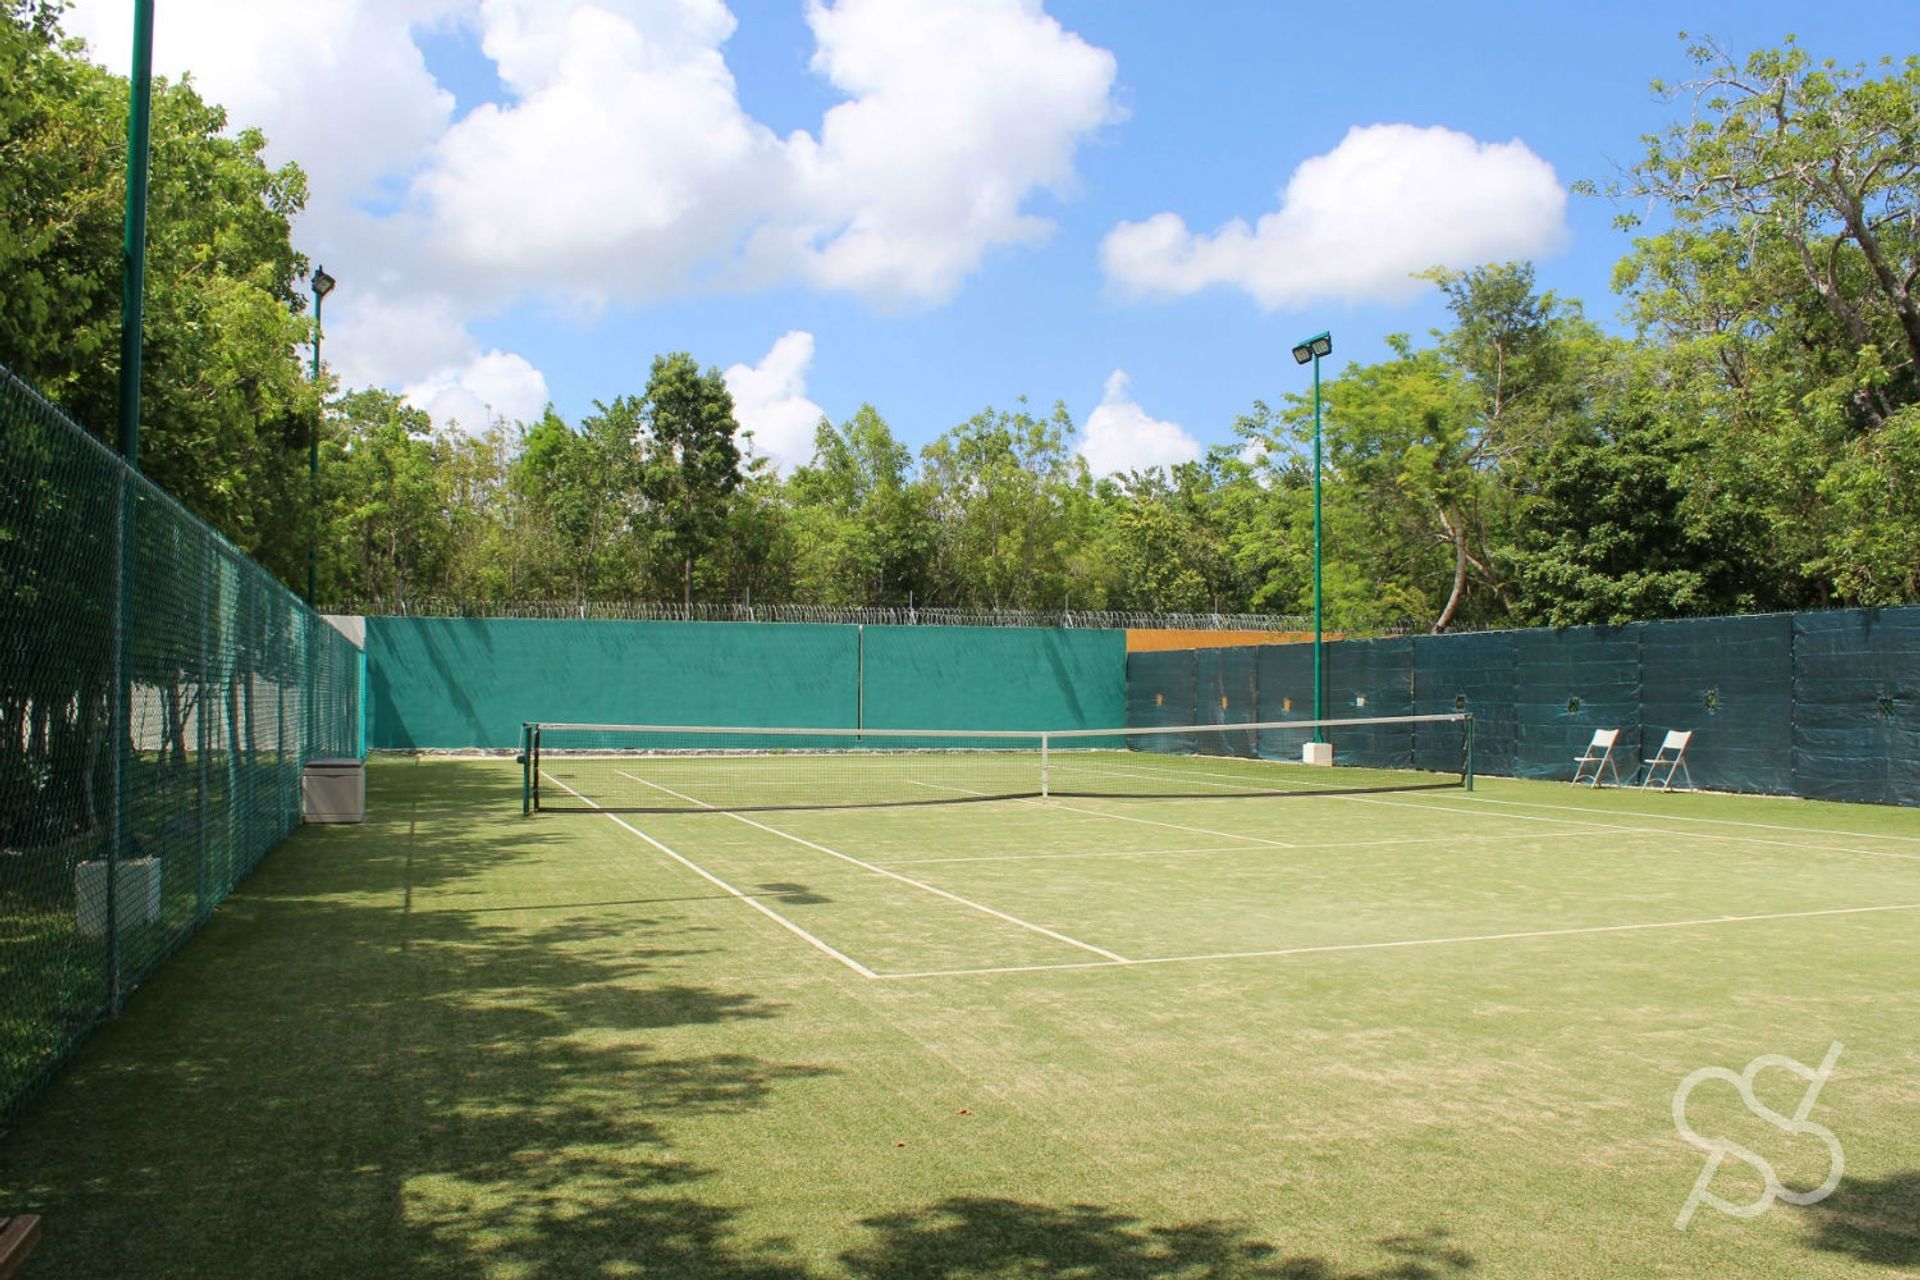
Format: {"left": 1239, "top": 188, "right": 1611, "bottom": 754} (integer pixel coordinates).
{"left": 1, "top": 759, "right": 1916, "bottom": 1278}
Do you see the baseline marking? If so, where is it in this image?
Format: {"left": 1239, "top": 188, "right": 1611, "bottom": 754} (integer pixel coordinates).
{"left": 878, "top": 901, "right": 1920, "bottom": 980}
{"left": 1085, "top": 759, "right": 1920, "bottom": 865}
{"left": 1434, "top": 792, "right": 1920, "bottom": 855}
{"left": 1355, "top": 792, "right": 1920, "bottom": 865}
{"left": 876, "top": 826, "right": 1620, "bottom": 868}
{"left": 615, "top": 770, "right": 1130, "bottom": 963}
{"left": 540, "top": 771, "right": 879, "bottom": 979}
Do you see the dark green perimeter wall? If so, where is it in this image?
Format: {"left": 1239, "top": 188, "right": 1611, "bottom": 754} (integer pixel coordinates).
{"left": 365, "top": 618, "right": 1126, "bottom": 750}
{"left": 1128, "top": 606, "right": 1920, "bottom": 806}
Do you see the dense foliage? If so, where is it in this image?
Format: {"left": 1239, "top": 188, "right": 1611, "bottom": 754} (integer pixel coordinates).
{"left": 3, "top": 12, "right": 1915, "bottom": 628}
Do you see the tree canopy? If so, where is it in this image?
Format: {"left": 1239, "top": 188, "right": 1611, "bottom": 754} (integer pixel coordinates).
{"left": 2, "top": 11, "right": 1915, "bottom": 627}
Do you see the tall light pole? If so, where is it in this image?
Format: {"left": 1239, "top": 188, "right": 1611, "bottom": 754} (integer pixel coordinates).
{"left": 308, "top": 265, "right": 335, "bottom": 606}
{"left": 1291, "top": 330, "right": 1332, "bottom": 745}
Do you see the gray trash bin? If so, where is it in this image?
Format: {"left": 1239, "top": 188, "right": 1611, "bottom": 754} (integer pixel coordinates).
{"left": 303, "top": 758, "right": 366, "bottom": 823}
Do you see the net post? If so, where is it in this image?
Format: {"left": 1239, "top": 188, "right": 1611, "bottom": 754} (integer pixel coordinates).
{"left": 526, "top": 724, "right": 538, "bottom": 813}
{"left": 1464, "top": 713, "right": 1475, "bottom": 792}
{"left": 1041, "top": 733, "right": 1050, "bottom": 798}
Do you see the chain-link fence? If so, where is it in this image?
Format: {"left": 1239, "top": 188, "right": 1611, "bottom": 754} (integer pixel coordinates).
{"left": 340, "top": 596, "right": 1326, "bottom": 632}
{"left": 1, "top": 363, "right": 362, "bottom": 1123}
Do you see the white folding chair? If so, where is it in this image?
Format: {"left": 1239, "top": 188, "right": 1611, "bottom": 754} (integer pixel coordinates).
{"left": 1571, "top": 728, "right": 1623, "bottom": 787}
{"left": 1640, "top": 730, "right": 1694, "bottom": 791}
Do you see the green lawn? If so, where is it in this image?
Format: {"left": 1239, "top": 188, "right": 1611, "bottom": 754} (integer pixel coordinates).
{"left": 2, "top": 756, "right": 1917, "bottom": 1278}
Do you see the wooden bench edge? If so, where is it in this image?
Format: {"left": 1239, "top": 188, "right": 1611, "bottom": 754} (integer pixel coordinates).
{"left": 0, "top": 1214, "right": 43, "bottom": 1280}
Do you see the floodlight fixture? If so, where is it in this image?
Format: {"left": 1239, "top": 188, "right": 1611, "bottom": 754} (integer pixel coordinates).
{"left": 312, "top": 265, "right": 336, "bottom": 301}
{"left": 1292, "top": 329, "right": 1333, "bottom": 741}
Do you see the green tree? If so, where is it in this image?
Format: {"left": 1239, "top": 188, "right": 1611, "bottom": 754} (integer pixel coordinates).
{"left": 0, "top": 6, "right": 319, "bottom": 586}
{"left": 1094, "top": 456, "right": 1261, "bottom": 614}
{"left": 1600, "top": 37, "right": 1920, "bottom": 604}
{"left": 638, "top": 353, "right": 742, "bottom": 605}
{"left": 318, "top": 390, "right": 454, "bottom": 610}
{"left": 1500, "top": 408, "right": 1773, "bottom": 624}
{"left": 517, "top": 403, "right": 645, "bottom": 604}
{"left": 919, "top": 402, "right": 1092, "bottom": 608}
{"left": 788, "top": 405, "right": 936, "bottom": 605}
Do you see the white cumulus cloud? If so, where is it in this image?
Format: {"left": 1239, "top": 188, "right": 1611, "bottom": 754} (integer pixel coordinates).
{"left": 59, "top": 0, "right": 458, "bottom": 209}
{"left": 60, "top": 0, "right": 1119, "bottom": 425}
{"left": 1101, "top": 123, "right": 1568, "bottom": 309}
{"left": 1078, "top": 370, "right": 1200, "bottom": 477}
{"left": 413, "top": 0, "right": 788, "bottom": 304}
{"left": 774, "top": 0, "right": 1120, "bottom": 307}
{"left": 401, "top": 350, "right": 550, "bottom": 434}
{"left": 724, "top": 332, "right": 827, "bottom": 472}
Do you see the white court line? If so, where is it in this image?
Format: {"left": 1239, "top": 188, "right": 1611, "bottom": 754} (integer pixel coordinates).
{"left": 905, "top": 778, "right": 1297, "bottom": 849}
{"left": 615, "top": 770, "right": 1131, "bottom": 964}
{"left": 1435, "top": 792, "right": 1920, "bottom": 848}
{"left": 539, "top": 771, "right": 879, "bottom": 979}
{"left": 1356, "top": 792, "right": 1920, "bottom": 865}
{"left": 877, "top": 901, "right": 1920, "bottom": 980}
{"left": 874, "top": 825, "right": 1622, "bottom": 868}
{"left": 1073, "top": 755, "right": 1920, "bottom": 853}
{"left": 878, "top": 843, "right": 1256, "bottom": 866}
{"left": 1085, "top": 759, "right": 1920, "bottom": 866}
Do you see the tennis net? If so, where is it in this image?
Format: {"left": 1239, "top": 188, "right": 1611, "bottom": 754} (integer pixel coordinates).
{"left": 523, "top": 713, "right": 1473, "bottom": 813}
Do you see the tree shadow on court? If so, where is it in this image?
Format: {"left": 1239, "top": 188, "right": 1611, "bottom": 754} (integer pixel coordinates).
{"left": 1801, "top": 1171, "right": 1920, "bottom": 1268}
{"left": 841, "top": 1201, "right": 1475, "bottom": 1279}
{"left": 0, "top": 761, "right": 839, "bottom": 1279}
{"left": 0, "top": 760, "right": 1480, "bottom": 1280}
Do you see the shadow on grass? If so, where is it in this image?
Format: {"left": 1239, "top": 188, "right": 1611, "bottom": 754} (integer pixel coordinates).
{"left": 1803, "top": 1171, "right": 1920, "bottom": 1268}
{"left": 0, "top": 761, "right": 1476, "bottom": 1280}
{"left": 0, "top": 760, "right": 832, "bottom": 1278}
{"left": 842, "top": 1202, "right": 1474, "bottom": 1279}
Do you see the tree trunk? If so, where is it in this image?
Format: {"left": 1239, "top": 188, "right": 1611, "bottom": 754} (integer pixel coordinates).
{"left": 1433, "top": 509, "right": 1470, "bottom": 633}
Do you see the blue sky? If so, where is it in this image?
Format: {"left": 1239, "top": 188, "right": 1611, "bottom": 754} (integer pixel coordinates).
{"left": 63, "top": 0, "right": 1912, "bottom": 473}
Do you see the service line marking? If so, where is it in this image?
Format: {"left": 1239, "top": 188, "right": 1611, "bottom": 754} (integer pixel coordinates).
{"left": 615, "top": 771, "right": 1130, "bottom": 964}
{"left": 1083, "top": 759, "right": 1920, "bottom": 865}
{"left": 877, "top": 901, "right": 1920, "bottom": 980}
{"left": 540, "top": 771, "right": 879, "bottom": 979}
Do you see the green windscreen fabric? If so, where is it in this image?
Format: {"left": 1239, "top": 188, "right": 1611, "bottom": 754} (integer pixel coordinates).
{"left": 1126, "top": 611, "right": 1917, "bottom": 802}
{"left": 1792, "top": 608, "right": 1920, "bottom": 806}
{"left": 367, "top": 618, "right": 856, "bottom": 748}
{"left": 1411, "top": 632, "right": 1516, "bottom": 776}
{"left": 0, "top": 364, "right": 362, "bottom": 1124}
{"left": 1252, "top": 642, "right": 1314, "bottom": 759}
{"left": 1512, "top": 626, "right": 1641, "bottom": 780}
{"left": 1126, "top": 649, "right": 1197, "bottom": 752}
{"left": 861, "top": 625, "right": 1125, "bottom": 741}
{"left": 1640, "top": 614, "right": 1793, "bottom": 795}
{"left": 1325, "top": 637, "right": 1414, "bottom": 768}
{"left": 367, "top": 619, "right": 1126, "bottom": 749}
{"left": 1194, "top": 647, "right": 1258, "bottom": 756}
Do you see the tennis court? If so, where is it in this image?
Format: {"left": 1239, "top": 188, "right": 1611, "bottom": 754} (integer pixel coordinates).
{"left": 4, "top": 753, "right": 1915, "bottom": 1278}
